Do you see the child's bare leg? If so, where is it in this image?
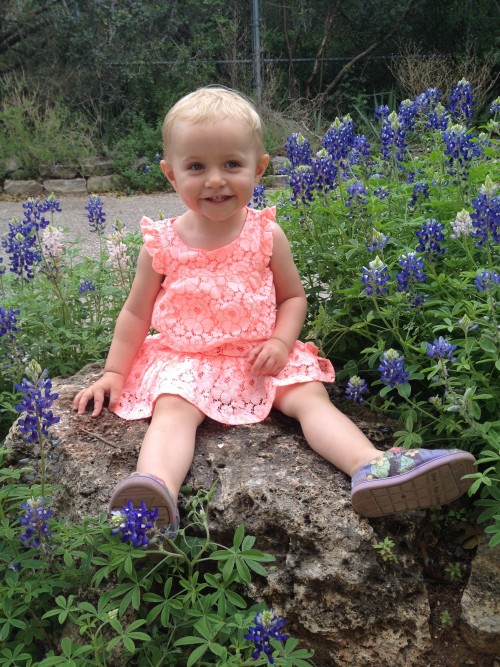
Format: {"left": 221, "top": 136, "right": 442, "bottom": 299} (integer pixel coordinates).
{"left": 273, "top": 382, "right": 378, "bottom": 476}
{"left": 137, "top": 394, "right": 205, "bottom": 497}
{"left": 273, "top": 382, "right": 475, "bottom": 517}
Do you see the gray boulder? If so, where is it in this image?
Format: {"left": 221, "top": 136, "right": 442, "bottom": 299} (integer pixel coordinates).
{"left": 6, "top": 363, "right": 435, "bottom": 665}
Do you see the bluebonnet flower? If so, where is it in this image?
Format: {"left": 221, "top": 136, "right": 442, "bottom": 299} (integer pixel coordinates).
{"left": 474, "top": 270, "right": 500, "bottom": 292}
{"left": 458, "top": 315, "right": 478, "bottom": 333}
{"left": 378, "top": 349, "right": 409, "bottom": 387}
{"left": 416, "top": 219, "right": 445, "bottom": 256}
{"left": 374, "top": 105, "right": 390, "bottom": 122}
{"left": 19, "top": 497, "right": 53, "bottom": 549}
{"left": 442, "top": 123, "right": 482, "bottom": 178}
{"left": 39, "top": 193, "right": 62, "bottom": 215}
{"left": 109, "top": 501, "right": 159, "bottom": 547}
{"left": 313, "top": 149, "right": 338, "bottom": 194}
{"left": 78, "top": 280, "right": 96, "bottom": 294}
{"left": 288, "top": 164, "right": 317, "bottom": 204}
{"left": 345, "top": 180, "right": 368, "bottom": 208}
{"left": 361, "top": 256, "right": 390, "bottom": 296}
{"left": 345, "top": 376, "right": 369, "bottom": 405}
{"left": 448, "top": 79, "right": 474, "bottom": 120}
{"left": 143, "top": 165, "right": 151, "bottom": 174}
{"left": 396, "top": 252, "right": 426, "bottom": 292}
{"left": 244, "top": 609, "right": 288, "bottom": 664}
{"left": 409, "top": 182, "right": 430, "bottom": 208}
{"left": 284, "top": 133, "right": 312, "bottom": 168}
{"left": 450, "top": 209, "right": 473, "bottom": 239}
{"left": 367, "top": 230, "right": 389, "bottom": 252}
{"left": 251, "top": 184, "right": 268, "bottom": 209}
{"left": 15, "top": 367, "right": 60, "bottom": 444}
{"left": 406, "top": 171, "right": 415, "bottom": 184}
{"left": 85, "top": 195, "right": 106, "bottom": 234}
{"left": 427, "top": 337, "right": 458, "bottom": 362}
{"left": 22, "top": 197, "right": 50, "bottom": 232}
{"left": 350, "top": 134, "right": 372, "bottom": 167}
{"left": 427, "top": 103, "right": 449, "bottom": 131}
{"left": 398, "top": 99, "right": 419, "bottom": 131}
{"left": 470, "top": 177, "right": 500, "bottom": 246}
{"left": 416, "top": 88, "right": 441, "bottom": 113}
{"left": 490, "top": 96, "right": 500, "bottom": 116}
{"left": 380, "top": 112, "right": 408, "bottom": 164}
{"left": 322, "top": 115, "right": 355, "bottom": 162}
{"left": 0, "top": 306, "right": 20, "bottom": 342}
{"left": 373, "top": 186, "right": 390, "bottom": 200}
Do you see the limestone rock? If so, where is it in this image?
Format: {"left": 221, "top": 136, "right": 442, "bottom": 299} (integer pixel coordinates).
{"left": 81, "top": 158, "right": 115, "bottom": 177}
{"left": 40, "top": 164, "right": 80, "bottom": 180}
{"left": 87, "top": 174, "right": 125, "bottom": 193}
{"left": 42, "top": 178, "right": 87, "bottom": 194}
{"left": 3, "top": 179, "right": 45, "bottom": 196}
{"left": 461, "top": 542, "right": 500, "bottom": 655}
{"left": 6, "top": 363, "right": 433, "bottom": 666}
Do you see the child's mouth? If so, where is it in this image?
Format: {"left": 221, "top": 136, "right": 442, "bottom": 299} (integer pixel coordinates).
{"left": 206, "top": 195, "right": 230, "bottom": 203}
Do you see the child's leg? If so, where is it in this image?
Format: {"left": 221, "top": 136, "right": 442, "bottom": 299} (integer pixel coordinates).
{"left": 273, "top": 382, "right": 475, "bottom": 517}
{"left": 137, "top": 393, "right": 205, "bottom": 497}
{"left": 109, "top": 394, "right": 205, "bottom": 527}
{"left": 273, "top": 382, "right": 378, "bottom": 475}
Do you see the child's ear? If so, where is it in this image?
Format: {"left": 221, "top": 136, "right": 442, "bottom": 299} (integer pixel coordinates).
{"left": 254, "top": 154, "right": 270, "bottom": 183}
{"left": 160, "top": 160, "right": 176, "bottom": 189}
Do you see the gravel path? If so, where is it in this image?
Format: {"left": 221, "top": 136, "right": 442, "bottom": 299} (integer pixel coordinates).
{"left": 0, "top": 191, "right": 187, "bottom": 256}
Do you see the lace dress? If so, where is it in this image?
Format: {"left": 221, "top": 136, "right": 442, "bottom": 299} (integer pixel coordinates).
{"left": 113, "top": 207, "right": 335, "bottom": 424}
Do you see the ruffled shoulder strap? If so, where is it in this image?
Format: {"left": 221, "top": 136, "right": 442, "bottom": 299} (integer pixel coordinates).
{"left": 140, "top": 216, "right": 174, "bottom": 274}
{"left": 252, "top": 206, "right": 276, "bottom": 260}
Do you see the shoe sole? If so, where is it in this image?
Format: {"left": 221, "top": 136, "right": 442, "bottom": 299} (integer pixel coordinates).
{"left": 351, "top": 451, "right": 476, "bottom": 518}
{"left": 109, "top": 474, "right": 178, "bottom": 529}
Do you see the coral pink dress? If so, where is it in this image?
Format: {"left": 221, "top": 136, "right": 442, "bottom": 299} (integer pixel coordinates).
{"left": 113, "top": 207, "right": 335, "bottom": 424}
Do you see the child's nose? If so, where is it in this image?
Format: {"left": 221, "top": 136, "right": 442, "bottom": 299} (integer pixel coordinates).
{"left": 205, "top": 169, "right": 226, "bottom": 187}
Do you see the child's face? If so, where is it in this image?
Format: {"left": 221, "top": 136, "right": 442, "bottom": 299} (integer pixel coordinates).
{"left": 160, "top": 117, "right": 269, "bottom": 224}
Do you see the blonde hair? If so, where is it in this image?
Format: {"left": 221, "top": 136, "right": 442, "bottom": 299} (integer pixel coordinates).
{"left": 162, "top": 86, "right": 265, "bottom": 156}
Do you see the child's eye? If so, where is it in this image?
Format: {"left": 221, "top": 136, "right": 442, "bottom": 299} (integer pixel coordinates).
{"left": 226, "top": 161, "right": 240, "bottom": 169}
{"left": 188, "top": 163, "right": 204, "bottom": 171}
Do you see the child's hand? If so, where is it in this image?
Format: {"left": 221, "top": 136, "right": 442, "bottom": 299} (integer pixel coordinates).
{"left": 72, "top": 371, "right": 125, "bottom": 417}
{"left": 249, "top": 338, "right": 290, "bottom": 376}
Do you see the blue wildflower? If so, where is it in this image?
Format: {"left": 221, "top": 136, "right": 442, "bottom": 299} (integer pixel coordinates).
{"left": 345, "top": 376, "right": 369, "bottom": 405}
{"left": 251, "top": 184, "right": 268, "bottom": 209}
{"left": 0, "top": 307, "right": 20, "bottom": 341}
{"left": 442, "top": 123, "right": 482, "bottom": 178}
{"left": 380, "top": 112, "right": 408, "bottom": 164}
{"left": 15, "top": 368, "right": 60, "bottom": 444}
{"left": 361, "top": 256, "right": 390, "bottom": 296}
{"left": 378, "top": 349, "right": 409, "bottom": 387}
{"left": 322, "top": 115, "right": 355, "bottom": 162}
{"left": 39, "top": 194, "right": 62, "bottom": 215}
{"left": 85, "top": 195, "right": 106, "bottom": 234}
{"left": 284, "top": 133, "right": 312, "bottom": 168}
{"left": 490, "top": 97, "right": 500, "bottom": 115}
{"left": 374, "top": 105, "right": 390, "bottom": 122}
{"left": 448, "top": 79, "right": 474, "bottom": 120}
{"left": 19, "top": 497, "right": 53, "bottom": 549}
{"left": 313, "top": 149, "right": 338, "bottom": 193}
{"left": 288, "top": 164, "right": 317, "bottom": 204}
{"left": 410, "top": 182, "right": 430, "bottom": 208}
{"left": 244, "top": 609, "right": 288, "bottom": 664}
{"left": 416, "top": 219, "right": 445, "bottom": 256}
{"left": 350, "top": 134, "right": 372, "bottom": 167}
{"left": 474, "top": 270, "right": 500, "bottom": 292}
{"left": 470, "top": 177, "right": 500, "bottom": 246}
{"left": 345, "top": 180, "right": 368, "bottom": 208}
{"left": 398, "top": 99, "right": 419, "bottom": 131}
{"left": 78, "top": 280, "right": 96, "bottom": 294}
{"left": 396, "top": 252, "right": 426, "bottom": 292}
{"left": 109, "top": 501, "right": 159, "bottom": 548}
{"left": 427, "top": 337, "right": 458, "bottom": 362}
{"left": 416, "top": 88, "right": 441, "bottom": 113}
{"left": 427, "top": 103, "right": 449, "bottom": 131}
{"left": 373, "top": 186, "right": 390, "bottom": 200}
{"left": 367, "top": 230, "right": 389, "bottom": 252}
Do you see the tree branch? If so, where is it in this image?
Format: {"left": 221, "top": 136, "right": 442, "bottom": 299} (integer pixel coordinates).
{"left": 305, "top": 0, "right": 342, "bottom": 99}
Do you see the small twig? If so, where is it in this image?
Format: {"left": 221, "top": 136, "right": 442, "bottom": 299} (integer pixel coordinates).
{"left": 79, "top": 428, "right": 120, "bottom": 449}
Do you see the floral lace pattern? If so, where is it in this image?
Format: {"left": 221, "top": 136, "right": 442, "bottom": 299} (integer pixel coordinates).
{"left": 114, "top": 207, "right": 335, "bottom": 424}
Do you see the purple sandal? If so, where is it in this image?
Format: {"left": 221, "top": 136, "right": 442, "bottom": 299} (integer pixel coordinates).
{"left": 351, "top": 447, "right": 476, "bottom": 518}
{"left": 109, "top": 472, "right": 180, "bottom": 534}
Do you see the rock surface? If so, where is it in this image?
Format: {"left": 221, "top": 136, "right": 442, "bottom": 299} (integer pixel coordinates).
{"left": 461, "top": 542, "right": 500, "bottom": 655}
{"left": 6, "top": 363, "right": 438, "bottom": 666}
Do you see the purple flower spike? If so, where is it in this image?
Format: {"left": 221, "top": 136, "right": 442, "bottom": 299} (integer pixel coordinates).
{"left": 345, "top": 376, "right": 369, "bottom": 405}
{"left": 427, "top": 337, "right": 458, "bottom": 362}
{"left": 244, "top": 609, "right": 288, "bottom": 664}
{"left": 109, "top": 501, "right": 159, "bottom": 548}
{"left": 378, "top": 349, "right": 409, "bottom": 387}
{"left": 19, "top": 497, "right": 54, "bottom": 549}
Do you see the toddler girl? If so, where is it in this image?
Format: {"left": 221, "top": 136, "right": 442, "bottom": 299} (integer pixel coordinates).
{"left": 73, "top": 86, "right": 475, "bottom": 531}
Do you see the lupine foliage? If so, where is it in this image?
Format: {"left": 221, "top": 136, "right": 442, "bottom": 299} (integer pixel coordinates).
{"left": 276, "top": 80, "right": 500, "bottom": 545}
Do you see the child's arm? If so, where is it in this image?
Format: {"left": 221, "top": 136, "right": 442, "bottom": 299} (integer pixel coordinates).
{"left": 249, "top": 225, "right": 307, "bottom": 376}
{"left": 73, "top": 246, "right": 164, "bottom": 416}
